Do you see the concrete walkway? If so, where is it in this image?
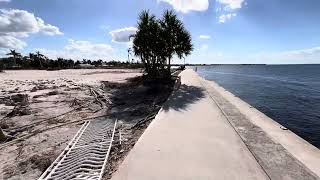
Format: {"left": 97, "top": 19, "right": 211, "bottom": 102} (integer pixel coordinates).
{"left": 112, "top": 70, "right": 269, "bottom": 180}
{"left": 111, "top": 69, "right": 320, "bottom": 180}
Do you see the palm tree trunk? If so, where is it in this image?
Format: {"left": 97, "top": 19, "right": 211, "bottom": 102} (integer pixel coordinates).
{"left": 13, "top": 56, "right": 16, "bottom": 66}
{"left": 167, "top": 57, "right": 171, "bottom": 74}
{"left": 39, "top": 59, "right": 43, "bottom": 69}
{"left": 0, "top": 127, "right": 6, "bottom": 142}
{"left": 128, "top": 51, "right": 130, "bottom": 62}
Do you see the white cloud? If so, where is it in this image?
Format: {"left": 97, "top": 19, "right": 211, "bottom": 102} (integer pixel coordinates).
{"left": 0, "top": 9, "right": 63, "bottom": 35}
{"left": 109, "top": 27, "right": 137, "bottom": 43}
{"left": 219, "top": 13, "right": 236, "bottom": 23}
{"left": 283, "top": 47, "right": 320, "bottom": 57}
{"left": 0, "top": 0, "right": 11, "bottom": 2}
{"left": 262, "top": 47, "right": 320, "bottom": 62}
{"left": 65, "top": 40, "right": 114, "bottom": 59}
{"left": 159, "top": 0, "right": 209, "bottom": 13}
{"left": 179, "top": 46, "right": 320, "bottom": 64}
{"left": 180, "top": 44, "right": 227, "bottom": 64}
{"left": 215, "top": 0, "right": 244, "bottom": 23}
{"left": 37, "top": 17, "right": 63, "bottom": 36}
{"left": 217, "top": 0, "right": 245, "bottom": 10}
{"left": 199, "top": 35, "right": 211, "bottom": 39}
{"left": 0, "top": 9, "right": 63, "bottom": 49}
{"left": 0, "top": 9, "right": 39, "bottom": 34}
{"left": 0, "top": 35, "right": 26, "bottom": 49}
{"left": 36, "top": 40, "right": 115, "bottom": 60}
{"left": 200, "top": 44, "right": 209, "bottom": 51}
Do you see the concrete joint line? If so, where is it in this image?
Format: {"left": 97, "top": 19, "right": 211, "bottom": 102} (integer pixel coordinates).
{"left": 198, "top": 76, "right": 272, "bottom": 180}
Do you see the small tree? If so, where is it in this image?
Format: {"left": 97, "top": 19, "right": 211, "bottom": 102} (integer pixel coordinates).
{"left": 6, "top": 49, "right": 22, "bottom": 66}
{"left": 35, "top": 51, "right": 47, "bottom": 69}
{"left": 133, "top": 10, "right": 165, "bottom": 78}
{"left": 132, "top": 10, "right": 193, "bottom": 78}
{"left": 0, "top": 60, "right": 4, "bottom": 72}
{"left": 75, "top": 60, "right": 81, "bottom": 66}
{"left": 160, "top": 10, "right": 192, "bottom": 73}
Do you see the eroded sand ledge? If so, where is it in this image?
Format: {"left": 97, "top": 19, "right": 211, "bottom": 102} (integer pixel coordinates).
{"left": 0, "top": 69, "right": 142, "bottom": 179}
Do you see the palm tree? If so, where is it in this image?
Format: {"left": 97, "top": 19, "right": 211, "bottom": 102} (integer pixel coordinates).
{"left": 132, "top": 10, "right": 193, "bottom": 78}
{"left": 36, "top": 51, "right": 43, "bottom": 57}
{"left": 29, "top": 53, "right": 38, "bottom": 68}
{"left": 57, "top": 57, "right": 63, "bottom": 69}
{"left": 160, "top": 10, "right": 193, "bottom": 73}
{"left": 6, "top": 49, "right": 21, "bottom": 66}
{"left": 75, "top": 60, "right": 81, "bottom": 66}
{"left": 0, "top": 63, "right": 4, "bottom": 72}
{"left": 35, "top": 51, "right": 45, "bottom": 68}
{"left": 133, "top": 10, "right": 163, "bottom": 77}
{"left": 29, "top": 53, "right": 35, "bottom": 59}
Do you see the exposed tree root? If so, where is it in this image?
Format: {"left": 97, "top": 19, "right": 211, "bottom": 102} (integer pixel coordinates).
{"left": 130, "top": 113, "right": 157, "bottom": 130}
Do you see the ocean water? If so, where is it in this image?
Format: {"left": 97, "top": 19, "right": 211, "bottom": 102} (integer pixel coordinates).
{"left": 196, "top": 65, "right": 320, "bottom": 148}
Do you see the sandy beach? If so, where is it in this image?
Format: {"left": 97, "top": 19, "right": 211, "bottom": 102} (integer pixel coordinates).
{"left": 0, "top": 69, "right": 174, "bottom": 179}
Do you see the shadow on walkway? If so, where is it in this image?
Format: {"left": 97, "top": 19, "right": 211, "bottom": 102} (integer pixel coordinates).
{"left": 162, "top": 84, "right": 205, "bottom": 112}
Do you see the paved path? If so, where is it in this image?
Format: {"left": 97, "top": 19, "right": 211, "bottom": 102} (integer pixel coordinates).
{"left": 111, "top": 69, "right": 319, "bottom": 180}
{"left": 112, "top": 70, "right": 269, "bottom": 180}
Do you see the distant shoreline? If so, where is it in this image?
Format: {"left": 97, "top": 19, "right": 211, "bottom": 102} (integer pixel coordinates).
{"left": 181, "top": 64, "right": 320, "bottom": 66}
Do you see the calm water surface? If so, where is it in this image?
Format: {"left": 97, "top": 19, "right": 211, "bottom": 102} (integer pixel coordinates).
{"left": 196, "top": 65, "right": 320, "bottom": 148}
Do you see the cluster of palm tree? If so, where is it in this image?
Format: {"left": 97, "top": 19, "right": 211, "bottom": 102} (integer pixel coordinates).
{"left": 0, "top": 50, "right": 141, "bottom": 70}
{"left": 2, "top": 50, "right": 79, "bottom": 69}
{"left": 132, "top": 10, "right": 193, "bottom": 79}
{"left": 1, "top": 50, "right": 52, "bottom": 69}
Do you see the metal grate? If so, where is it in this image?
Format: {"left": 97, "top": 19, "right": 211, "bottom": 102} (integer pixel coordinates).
{"left": 39, "top": 118, "right": 117, "bottom": 180}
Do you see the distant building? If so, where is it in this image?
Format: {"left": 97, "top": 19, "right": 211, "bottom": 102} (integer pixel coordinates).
{"left": 76, "top": 64, "right": 95, "bottom": 68}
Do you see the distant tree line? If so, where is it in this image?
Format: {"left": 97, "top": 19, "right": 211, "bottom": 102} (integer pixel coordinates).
{"left": 0, "top": 49, "right": 142, "bottom": 71}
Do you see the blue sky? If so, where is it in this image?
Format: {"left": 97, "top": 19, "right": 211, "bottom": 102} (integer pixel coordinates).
{"left": 0, "top": 0, "right": 320, "bottom": 64}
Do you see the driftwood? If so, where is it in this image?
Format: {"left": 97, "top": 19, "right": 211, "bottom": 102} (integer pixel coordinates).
{"left": 118, "top": 130, "right": 122, "bottom": 145}
{"left": 6, "top": 100, "right": 96, "bottom": 134}
{"left": 89, "top": 87, "right": 112, "bottom": 105}
{"left": 131, "top": 113, "right": 157, "bottom": 129}
{"left": 0, "top": 86, "right": 112, "bottom": 148}
{"left": 69, "top": 98, "right": 82, "bottom": 107}
{"left": 90, "top": 88, "right": 103, "bottom": 107}
{"left": 6, "top": 108, "right": 77, "bottom": 133}
{"left": 0, "top": 127, "right": 6, "bottom": 142}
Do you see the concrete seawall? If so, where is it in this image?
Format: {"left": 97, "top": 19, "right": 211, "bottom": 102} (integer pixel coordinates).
{"left": 112, "top": 69, "right": 320, "bottom": 180}
{"left": 198, "top": 72, "right": 320, "bottom": 178}
{"left": 198, "top": 71, "right": 320, "bottom": 179}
